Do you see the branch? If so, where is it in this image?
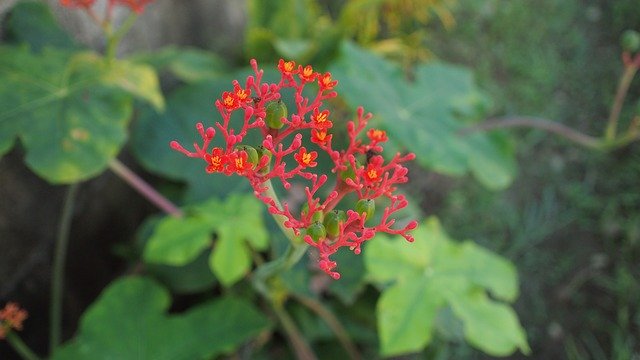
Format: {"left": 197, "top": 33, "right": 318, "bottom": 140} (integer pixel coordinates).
{"left": 108, "top": 159, "right": 183, "bottom": 218}
{"left": 459, "top": 116, "right": 603, "bottom": 149}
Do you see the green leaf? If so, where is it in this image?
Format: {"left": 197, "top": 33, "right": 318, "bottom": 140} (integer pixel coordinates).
{"left": 210, "top": 233, "right": 252, "bottom": 287}
{"left": 143, "top": 195, "right": 269, "bottom": 287}
{"left": 449, "top": 290, "right": 531, "bottom": 356}
{"left": 143, "top": 215, "right": 212, "bottom": 266}
{"left": 365, "top": 217, "right": 528, "bottom": 356}
{"left": 6, "top": 1, "right": 78, "bottom": 51}
{"left": 53, "top": 276, "right": 271, "bottom": 360}
{"left": 132, "top": 46, "right": 228, "bottom": 83}
{"left": 330, "top": 42, "right": 516, "bottom": 190}
{"left": 101, "top": 57, "right": 165, "bottom": 111}
{"left": 201, "top": 194, "right": 269, "bottom": 286}
{"left": 0, "top": 46, "right": 132, "bottom": 182}
{"left": 377, "top": 277, "right": 444, "bottom": 356}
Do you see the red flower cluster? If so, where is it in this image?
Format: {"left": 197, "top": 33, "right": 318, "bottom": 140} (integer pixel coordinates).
{"left": 59, "top": 0, "right": 155, "bottom": 13}
{"left": 0, "top": 302, "right": 28, "bottom": 339}
{"left": 172, "top": 59, "right": 417, "bottom": 279}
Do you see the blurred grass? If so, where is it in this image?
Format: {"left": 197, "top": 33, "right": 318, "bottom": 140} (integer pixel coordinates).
{"left": 420, "top": 0, "right": 640, "bottom": 358}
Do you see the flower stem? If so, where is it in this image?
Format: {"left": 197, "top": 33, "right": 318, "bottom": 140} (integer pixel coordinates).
{"left": 108, "top": 159, "right": 183, "bottom": 218}
{"left": 6, "top": 332, "right": 41, "bottom": 360}
{"left": 49, "top": 183, "right": 79, "bottom": 351}
{"left": 252, "top": 179, "right": 315, "bottom": 359}
{"left": 262, "top": 178, "right": 298, "bottom": 241}
{"left": 271, "top": 302, "right": 318, "bottom": 360}
{"left": 605, "top": 64, "right": 638, "bottom": 141}
{"left": 104, "top": 14, "right": 138, "bottom": 63}
{"left": 293, "top": 294, "right": 361, "bottom": 360}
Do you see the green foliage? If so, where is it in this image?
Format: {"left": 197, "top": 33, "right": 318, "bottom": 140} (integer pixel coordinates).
{"left": 144, "top": 194, "right": 269, "bottom": 287}
{"left": 365, "top": 217, "right": 529, "bottom": 356}
{"left": 0, "top": 46, "right": 133, "bottom": 182}
{"left": 245, "top": 0, "right": 341, "bottom": 64}
{"left": 330, "top": 42, "right": 516, "bottom": 189}
{"left": 53, "top": 277, "right": 271, "bottom": 360}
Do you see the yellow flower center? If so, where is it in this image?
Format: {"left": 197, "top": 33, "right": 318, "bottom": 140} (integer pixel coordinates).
{"left": 284, "top": 61, "right": 295, "bottom": 72}
{"left": 303, "top": 66, "right": 313, "bottom": 78}
{"left": 236, "top": 89, "right": 248, "bottom": 100}
{"left": 224, "top": 95, "right": 235, "bottom": 107}
{"left": 211, "top": 156, "right": 222, "bottom": 168}
{"left": 367, "top": 169, "right": 378, "bottom": 180}
{"left": 315, "top": 113, "right": 328, "bottom": 123}
{"left": 302, "top": 152, "right": 312, "bottom": 164}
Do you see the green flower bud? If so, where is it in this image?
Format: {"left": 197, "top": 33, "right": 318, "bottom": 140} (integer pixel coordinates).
{"left": 305, "top": 221, "right": 326, "bottom": 243}
{"left": 323, "top": 210, "right": 347, "bottom": 238}
{"left": 265, "top": 100, "right": 287, "bottom": 129}
{"left": 355, "top": 199, "right": 375, "bottom": 222}
{"left": 622, "top": 30, "right": 640, "bottom": 53}
{"left": 235, "top": 144, "right": 259, "bottom": 165}
{"left": 302, "top": 203, "right": 324, "bottom": 222}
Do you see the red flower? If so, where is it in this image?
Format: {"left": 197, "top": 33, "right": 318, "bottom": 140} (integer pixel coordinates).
{"left": 298, "top": 65, "right": 316, "bottom": 82}
{"left": 278, "top": 59, "right": 298, "bottom": 76}
{"left": 311, "top": 129, "right": 331, "bottom": 145}
{"left": 111, "top": 0, "right": 155, "bottom": 14}
{"left": 221, "top": 91, "right": 239, "bottom": 111}
{"left": 205, "top": 148, "right": 226, "bottom": 173}
{"left": 363, "top": 156, "right": 384, "bottom": 183}
{"left": 59, "top": 0, "right": 96, "bottom": 8}
{"left": 171, "top": 60, "right": 417, "bottom": 280}
{"left": 229, "top": 150, "right": 251, "bottom": 174}
{"left": 0, "top": 302, "right": 28, "bottom": 338}
{"left": 318, "top": 72, "right": 337, "bottom": 91}
{"left": 294, "top": 148, "right": 318, "bottom": 168}
{"left": 367, "top": 128, "right": 388, "bottom": 143}
{"left": 311, "top": 109, "right": 333, "bottom": 129}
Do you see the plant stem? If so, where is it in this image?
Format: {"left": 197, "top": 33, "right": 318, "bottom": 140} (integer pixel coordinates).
{"left": 460, "top": 116, "right": 603, "bottom": 149}
{"left": 262, "top": 179, "right": 298, "bottom": 241}
{"left": 605, "top": 64, "right": 638, "bottom": 141}
{"left": 293, "top": 294, "right": 361, "bottom": 360}
{"left": 105, "top": 14, "right": 138, "bottom": 63}
{"left": 7, "top": 332, "right": 41, "bottom": 360}
{"left": 108, "top": 159, "right": 183, "bottom": 218}
{"left": 50, "top": 183, "right": 79, "bottom": 351}
{"left": 252, "top": 179, "right": 316, "bottom": 359}
{"left": 271, "top": 302, "right": 318, "bottom": 360}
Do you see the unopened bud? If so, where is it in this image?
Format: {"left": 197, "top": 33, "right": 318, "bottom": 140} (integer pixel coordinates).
{"left": 354, "top": 198, "right": 375, "bottom": 223}
{"left": 305, "top": 221, "right": 326, "bottom": 243}
{"left": 265, "top": 100, "right": 287, "bottom": 129}
{"left": 323, "top": 210, "right": 347, "bottom": 238}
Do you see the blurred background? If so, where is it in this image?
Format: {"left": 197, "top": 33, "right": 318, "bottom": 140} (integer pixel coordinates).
{"left": 1, "top": 0, "right": 639, "bottom": 359}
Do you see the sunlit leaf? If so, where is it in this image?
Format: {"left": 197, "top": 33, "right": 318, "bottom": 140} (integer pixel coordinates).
{"left": 365, "top": 217, "right": 528, "bottom": 356}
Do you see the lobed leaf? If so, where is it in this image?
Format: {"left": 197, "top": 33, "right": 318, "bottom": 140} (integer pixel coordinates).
{"left": 365, "top": 217, "right": 528, "bottom": 356}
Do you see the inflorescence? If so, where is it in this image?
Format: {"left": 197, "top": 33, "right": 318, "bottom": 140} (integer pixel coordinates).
{"left": 0, "top": 302, "right": 28, "bottom": 340}
{"left": 172, "top": 59, "right": 417, "bottom": 279}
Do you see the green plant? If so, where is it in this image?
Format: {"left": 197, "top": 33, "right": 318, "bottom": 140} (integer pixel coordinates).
{"left": 0, "top": 1, "right": 529, "bottom": 359}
